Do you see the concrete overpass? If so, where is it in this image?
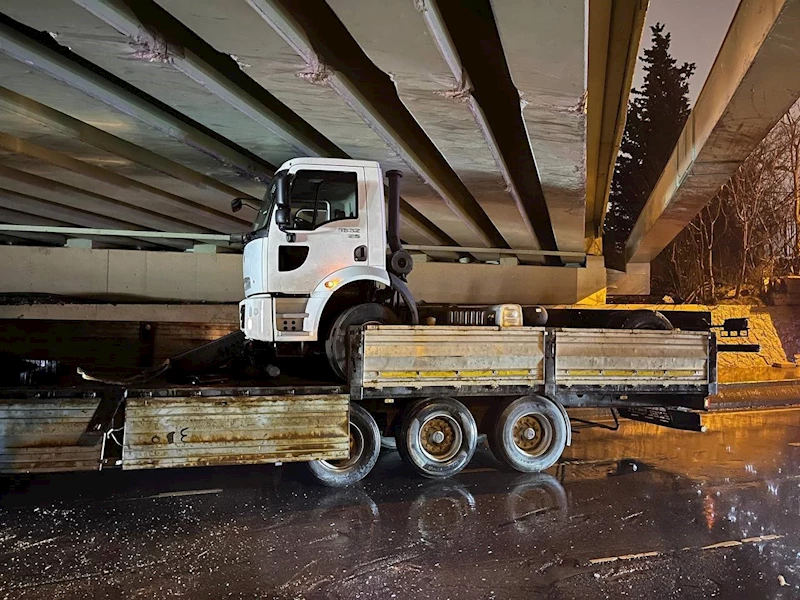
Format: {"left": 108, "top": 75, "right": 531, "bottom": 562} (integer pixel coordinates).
{"left": 626, "top": 0, "right": 800, "bottom": 265}
{"left": 2, "top": 0, "right": 795, "bottom": 306}
{"left": 0, "top": 0, "right": 644, "bottom": 265}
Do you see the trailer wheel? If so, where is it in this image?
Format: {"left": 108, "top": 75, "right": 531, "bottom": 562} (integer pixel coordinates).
{"left": 326, "top": 303, "right": 398, "bottom": 379}
{"left": 307, "top": 403, "right": 380, "bottom": 487}
{"left": 398, "top": 397, "right": 478, "bottom": 479}
{"left": 489, "top": 395, "right": 569, "bottom": 473}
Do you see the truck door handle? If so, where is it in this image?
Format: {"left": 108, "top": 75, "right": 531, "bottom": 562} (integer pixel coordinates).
{"left": 354, "top": 245, "right": 367, "bottom": 262}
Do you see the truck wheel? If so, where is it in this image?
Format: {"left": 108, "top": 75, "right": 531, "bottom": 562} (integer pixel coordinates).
{"left": 326, "top": 303, "right": 398, "bottom": 379}
{"left": 397, "top": 397, "right": 478, "bottom": 479}
{"left": 622, "top": 309, "right": 673, "bottom": 330}
{"left": 489, "top": 395, "right": 569, "bottom": 473}
{"left": 307, "top": 403, "right": 380, "bottom": 487}
{"left": 380, "top": 436, "right": 397, "bottom": 450}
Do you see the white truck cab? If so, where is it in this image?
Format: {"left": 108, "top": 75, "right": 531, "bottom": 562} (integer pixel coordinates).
{"left": 237, "top": 157, "right": 416, "bottom": 376}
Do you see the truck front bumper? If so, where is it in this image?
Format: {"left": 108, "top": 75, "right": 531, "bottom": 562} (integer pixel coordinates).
{"left": 240, "top": 296, "right": 274, "bottom": 342}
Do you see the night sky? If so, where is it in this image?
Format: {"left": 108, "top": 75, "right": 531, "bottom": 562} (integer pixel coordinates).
{"left": 634, "top": 0, "right": 741, "bottom": 105}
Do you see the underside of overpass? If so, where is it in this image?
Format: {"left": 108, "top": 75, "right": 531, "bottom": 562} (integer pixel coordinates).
{"left": 626, "top": 0, "right": 800, "bottom": 266}
{"left": 0, "top": 0, "right": 645, "bottom": 272}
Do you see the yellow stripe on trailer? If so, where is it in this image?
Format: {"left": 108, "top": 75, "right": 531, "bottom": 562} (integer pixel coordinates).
{"left": 378, "top": 369, "right": 535, "bottom": 380}
{"left": 378, "top": 371, "right": 419, "bottom": 379}
{"left": 457, "top": 370, "right": 495, "bottom": 378}
{"left": 495, "top": 369, "right": 532, "bottom": 377}
{"left": 567, "top": 369, "right": 700, "bottom": 378}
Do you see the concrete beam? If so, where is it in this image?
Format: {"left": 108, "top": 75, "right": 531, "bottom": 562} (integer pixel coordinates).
{"left": 0, "top": 245, "right": 244, "bottom": 302}
{"left": 0, "top": 186, "right": 188, "bottom": 250}
{"left": 627, "top": 0, "right": 800, "bottom": 263}
{"left": 0, "top": 164, "right": 211, "bottom": 233}
{"left": 407, "top": 257, "right": 607, "bottom": 305}
{"left": 0, "top": 245, "right": 605, "bottom": 306}
{"left": 69, "top": 1, "right": 454, "bottom": 249}
{"left": 156, "top": 0, "right": 470, "bottom": 247}
{"left": 248, "top": 0, "right": 507, "bottom": 249}
{"left": 325, "top": 1, "right": 535, "bottom": 253}
{"left": 586, "top": 0, "right": 648, "bottom": 244}
{"left": 607, "top": 263, "right": 651, "bottom": 296}
{"left": 0, "top": 225, "right": 231, "bottom": 245}
{"left": 0, "top": 132, "right": 244, "bottom": 232}
{"left": 492, "top": 1, "right": 588, "bottom": 254}
{"left": 0, "top": 85, "right": 258, "bottom": 208}
{"left": 72, "top": 0, "right": 344, "bottom": 158}
{"left": 0, "top": 206, "right": 166, "bottom": 249}
{"left": 423, "top": 1, "right": 556, "bottom": 256}
{"left": 0, "top": 208, "right": 67, "bottom": 246}
{"left": 0, "top": 14, "right": 274, "bottom": 181}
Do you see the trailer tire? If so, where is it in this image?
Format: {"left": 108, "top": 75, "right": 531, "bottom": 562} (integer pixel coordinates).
{"left": 622, "top": 309, "right": 673, "bottom": 330}
{"left": 398, "top": 397, "right": 478, "bottom": 479}
{"left": 326, "top": 303, "right": 398, "bottom": 379}
{"left": 307, "top": 403, "right": 380, "bottom": 487}
{"left": 489, "top": 395, "right": 569, "bottom": 473}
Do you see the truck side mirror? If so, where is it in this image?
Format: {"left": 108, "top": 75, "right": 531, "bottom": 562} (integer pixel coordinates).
{"left": 275, "top": 172, "right": 288, "bottom": 207}
{"left": 275, "top": 206, "right": 291, "bottom": 229}
{"left": 231, "top": 197, "right": 243, "bottom": 213}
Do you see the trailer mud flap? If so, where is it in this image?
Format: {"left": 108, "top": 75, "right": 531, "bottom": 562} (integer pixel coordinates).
{"left": 617, "top": 407, "right": 705, "bottom": 432}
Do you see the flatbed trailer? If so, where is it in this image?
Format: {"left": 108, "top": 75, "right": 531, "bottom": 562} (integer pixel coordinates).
{"left": 0, "top": 322, "right": 718, "bottom": 486}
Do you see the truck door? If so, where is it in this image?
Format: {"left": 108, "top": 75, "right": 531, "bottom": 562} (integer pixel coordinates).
{"left": 268, "top": 166, "right": 368, "bottom": 294}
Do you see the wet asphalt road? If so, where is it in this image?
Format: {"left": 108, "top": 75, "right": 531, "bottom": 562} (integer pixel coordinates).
{"left": 2, "top": 407, "right": 800, "bottom": 599}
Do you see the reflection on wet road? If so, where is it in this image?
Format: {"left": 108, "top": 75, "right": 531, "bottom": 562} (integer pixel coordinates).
{"left": 2, "top": 407, "right": 800, "bottom": 599}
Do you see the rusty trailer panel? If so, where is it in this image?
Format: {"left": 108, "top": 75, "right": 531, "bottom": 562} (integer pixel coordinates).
{"left": 0, "top": 395, "right": 104, "bottom": 473}
{"left": 122, "top": 393, "right": 350, "bottom": 469}
{"left": 357, "top": 325, "right": 545, "bottom": 390}
{"left": 554, "top": 329, "right": 711, "bottom": 387}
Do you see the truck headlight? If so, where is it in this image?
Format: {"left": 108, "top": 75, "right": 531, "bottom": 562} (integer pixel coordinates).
{"left": 493, "top": 304, "right": 523, "bottom": 327}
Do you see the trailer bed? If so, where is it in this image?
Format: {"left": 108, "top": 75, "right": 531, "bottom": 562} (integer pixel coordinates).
{"left": 0, "top": 325, "right": 717, "bottom": 475}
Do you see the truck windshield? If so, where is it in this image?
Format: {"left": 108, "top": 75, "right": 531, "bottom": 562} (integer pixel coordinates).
{"left": 252, "top": 171, "right": 286, "bottom": 232}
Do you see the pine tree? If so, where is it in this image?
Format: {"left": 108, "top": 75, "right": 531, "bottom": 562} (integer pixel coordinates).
{"left": 604, "top": 23, "right": 695, "bottom": 270}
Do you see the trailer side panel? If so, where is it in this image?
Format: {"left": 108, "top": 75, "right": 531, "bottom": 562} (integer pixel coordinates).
{"left": 0, "top": 393, "right": 104, "bottom": 473}
{"left": 123, "top": 393, "right": 350, "bottom": 469}
{"left": 555, "top": 329, "right": 711, "bottom": 386}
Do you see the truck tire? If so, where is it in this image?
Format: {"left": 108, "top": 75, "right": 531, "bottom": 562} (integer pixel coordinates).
{"left": 489, "top": 395, "right": 569, "bottom": 473}
{"left": 326, "top": 303, "right": 398, "bottom": 379}
{"left": 621, "top": 309, "right": 673, "bottom": 330}
{"left": 397, "top": 397, "right": 478, "bottom": 479}
{"left": 307, "top": 403, "right": 380, "bottom": 487}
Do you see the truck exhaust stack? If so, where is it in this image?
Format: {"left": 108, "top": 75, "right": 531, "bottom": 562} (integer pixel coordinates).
{"left": 386, "top": 169, "right": 403, "bottom": 253}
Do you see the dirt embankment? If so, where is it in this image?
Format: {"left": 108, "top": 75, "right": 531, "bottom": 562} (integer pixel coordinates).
{"left": 710, "top": 305, "right": 800, "bottom": 382}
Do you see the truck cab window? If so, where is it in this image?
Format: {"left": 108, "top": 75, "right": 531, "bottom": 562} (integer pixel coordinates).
{"left": 288, "top": 170, "right": 357, "bottom": 230}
